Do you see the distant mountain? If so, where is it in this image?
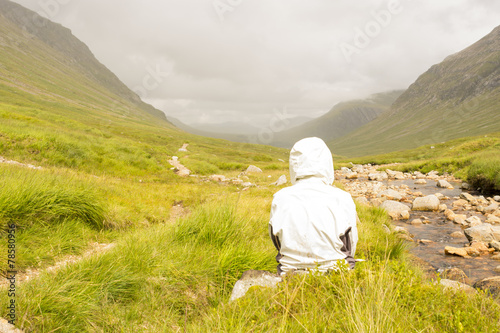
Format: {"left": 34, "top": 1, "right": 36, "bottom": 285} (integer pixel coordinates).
{"left": 270, "top": 90, "right": 404, "bottom": 148}
{"left": 330, "top": 25, "right": 500, "bottom": 157}
{"left": 0, "top": 0, "right": 169, "bottom": 123}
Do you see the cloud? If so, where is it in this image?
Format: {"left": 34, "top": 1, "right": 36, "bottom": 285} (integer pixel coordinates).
{"left": 11, "top": 0, "right": 500, "bottom": 125}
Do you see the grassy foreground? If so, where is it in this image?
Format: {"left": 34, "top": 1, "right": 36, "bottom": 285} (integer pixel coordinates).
{"left": 1, "top": 162, "right": 499, "bottom": 332}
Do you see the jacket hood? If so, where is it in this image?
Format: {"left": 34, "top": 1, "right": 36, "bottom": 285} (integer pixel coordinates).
{"left": 289, "top": 137, "right": 334, "bottom": 185}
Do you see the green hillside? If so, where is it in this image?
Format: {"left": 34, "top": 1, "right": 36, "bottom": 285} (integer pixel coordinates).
{"left": 330, "top": 25, "right": 500, "bottom": 157}
{"left": 271, "top": 90, "right": 403, "bottom": 148}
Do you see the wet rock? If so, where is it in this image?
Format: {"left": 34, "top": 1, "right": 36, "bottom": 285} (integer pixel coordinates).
{"left": 470, "top": 241, "right": 490, "bottom": 255}
{"left": 272, "top": 175, "right": 287, "bottom": 186}
{"left": 246, "top": 165, "right": 263, "bottom": 173}
{"left": 453, "top": 199, "right": 468, "bottom": 209}
{"left": 450, "top": 231, "right": 464, "bottom": 238}
{"left": 453, "top": 215, "right": 467, "bottom": 226}
{"left": 464, "top": 216, "right": 482, "bottom": 228}
{"left": 445, "top": 246, "right": 470, "bottom": 258}
{"left": 490, "top": 241, "right": 500, "bottom": 252}
{"left": 437, "top": 180, "right": 454, "bottom": 189}
{"left": 368, "top": 172, "right": 388, "bottom": 181}
{"left": 439, "top": 204, "right": 448, "bottom": 212}
{"left": 473, "top": 276, "right": 500, "bottom": 298}
{"left": 460, "top": 193, "right": 478, "bottom": 205}
{"left": 380, "top": 200, "right": 411, "bottom": 220}
{"left": 465, "top": 247, "right": 481, "bottom": 257}
{"left": 414, "top": 179, "right": 427, "bottom": 185}
{"left": 439, "top": 279, "right": 476, "bottom": 294}
{"left": 411, "top": 219, "right": 423, "bottom": 226}
{"left": 355, "top": 197, "right": 370, "bottom": 206}
{"left": 460, "top": 182, "right": 470, "bottom": 190}
{"left": 464, "top": 224, "right": 500, "bottom": 243}
{"left": 412, "top": 195, "right": 440, "bottom": 211}
{"left": 230, "top": 270, "right": 282, "bottom": 302}
{"left": 441, "top": 267, "right": 470, "bottom": 284}
{"left": 419, "top": 239, "right": 433, "bottom": 244}
{"left": 444, "top": 209, "right": 456, "bottom": 221}
{"left": 378, "top": 189, "right": 403, "bottom": 201}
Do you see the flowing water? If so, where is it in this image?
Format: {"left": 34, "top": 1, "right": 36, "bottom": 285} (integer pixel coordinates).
{"left": 358, "top": 178, "right": 499, "bottom": 284}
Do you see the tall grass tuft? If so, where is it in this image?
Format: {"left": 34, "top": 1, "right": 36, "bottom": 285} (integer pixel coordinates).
{"left": 0, "top": 167, "right": 105, "bottom": 229}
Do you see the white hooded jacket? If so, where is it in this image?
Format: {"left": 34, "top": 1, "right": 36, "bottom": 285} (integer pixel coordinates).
{"left": 269, "top": 137, "right": 358, "bottom": 274}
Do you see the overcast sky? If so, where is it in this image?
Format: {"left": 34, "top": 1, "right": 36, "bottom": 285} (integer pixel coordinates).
{"left": 10, "top": 0, "right": 500, "bottom": 127}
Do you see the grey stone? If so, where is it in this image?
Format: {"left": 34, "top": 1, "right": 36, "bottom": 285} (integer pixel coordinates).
{"left": 380, "top": 200, "right": 411, "bottom": 220}
{"left": 437, "top": 180, "right": 454, "bottom": 189}
{"left": 230, "top": 270, "right": 282, "bottom": 302}
{"left": 378, "top": 189, "right": 403, "bottom": 201}
{"left": 464, "top": 224, "right": 500, "bottom": 243}
{"left": 439, "top": 279, "right": 476, "bottom": 294}
{"left": 412, "top": 195, "right": 440, "bottom": 211}
{"left": 460, "top": 182, "right": 470, "bottom": 190}
{"left": 246, "top": 165, "right": 263, "bottom": 173}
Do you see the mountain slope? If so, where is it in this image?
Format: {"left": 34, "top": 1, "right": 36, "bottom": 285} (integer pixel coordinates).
{"left": 330, "top": 25, "right": 500, "bottom": 157}
{"left": 270, "top": 90, "right": 403, "bottom": 148}
{"left": 0, "top": 0, "right": 168, "bottom": 123}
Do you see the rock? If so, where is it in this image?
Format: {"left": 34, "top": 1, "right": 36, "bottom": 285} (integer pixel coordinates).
{"left": 444, "top": 209, "right": 456, "bottom": 221}
{"left": 368, "top": 172, "right": 388, "bottom": 181}
{"left": 460, "top": 193, "right": 478, "bottom": 205}
{"left": 397, "top": 233, "right": 414, "bottom": 242}
{"left": 453, "top": 199, "right": 468, "bottom": 208}
{"left": 485, "top": 202, "right": 500, "bottom": 214}
{"left": 370, "top": 198, "right": 384, "bottom": 207}
{"left": 242, "top": 182, "right": 255, "bottom": 188}
{"left": 419, "top": 239, "right": 433, "bottom": 244}
{"left": 437, "top": 180, "right": 454, "bottom": 189}
{"left": 450, "top": 231, "right": 464, "bottom": 238}
{"left": 378, "top": 189, "right": 403, "bottom": 201}
{"left": 411, "top": 219, "right": 423, "bottom": 226}
{"left": 494, "top": 266, "right": 500, "bottom": 273}
{"left": 453, "top": 214, "right": 467, "bottom": 225}
{"left": 460, "top": 182, "right": 470, "bottom": 190}
{"left": 492, "top": 254, "right": 500, "bottom": 261}
{"left": 487, "top": 215, "right": 500, "bottom": 225}
{"left": 489, "top": 241, "right": 500, "bottom": 251}
{"left": 0, "top": 318, "right": 23, "bottom": 333}
{"left": 210, "top": 175, "right": 227, "bottom": 182}
{"left": 355, "top": 197, "right": 370, "bottom": 206}
{"left": 438, "top": 204, "right": 448, "bottom": 212}
{"left": 435, "top": 193, "right": 444, "bottom": 200}
{"left": 441, "top": 268, "right": 470, "bottom": 284}
{"left": 246, "top": 165, "right": 263, "bottom": 173}
{"left": 444, "top": 246, "right": 470, "bottom": 258}
{"left": 464, "top": 224, "right": 500, "bottom": 243}
{"left": 414, "top": 179, "right": 427, "bottom": 185}
{"left": 381, "top": 201, "right": 410, "bottom": 220}
{"left": 465, "top": 216, "right": 482, "bottom": 227}
{"left": 494, "top": 196, "right": 500, "bottom": 202}
{"left": 473, "top": 276, "right": 500, "bottom": 298}
{"left": 465, "top": 247, "right": 480, "bottom": 257}
{"left": 272, "top": 175, "right": 287, "bottom": 186}
{"left": 439, "top": 279, "right": 476, "bottom": 294}
{"left": 230, "top": 270, "right": 282, "bottom": 302}
{"left": 412, "top": 195, "right": 440, "bottom": 211}
{"left": 345, "top": 172, "right": 358, "bottom": 179}
{"left": 470, "top": 241, "right": 490, "bottom": 254}
{"left": 386, "top": 169, "right": 405, "bottom": 180}
{"left": 232, "top": 179, "right": 244, "bottom": 185}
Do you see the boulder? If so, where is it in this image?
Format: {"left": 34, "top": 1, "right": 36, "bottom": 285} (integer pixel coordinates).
{"left": 412, "top": 195, "right": 440, "bottom": 211}
{"left": 378, "top": 189, "right": 403, "bottom": 201}
{"left": 230, "top": 270, "right": 282, "bottom": 302}
{"left": 465, "top": 216, "right": 482, "bottom": 227}
{"left": 246, "top": 165, "right": 263, "bottom": 173}
{"left": 473, "top": 276, "right": 500, "bottom": 298}
{"left": 445, "top": 246, "right": 470, "bottom": 258}
{"left": 380, "top": 200, "right": 410, "bottom": 220}
{"left": 437, "top": 180, "right": 454, "bottom": 189}
{"left": 272, "top": 175, "right": 287, "bottom": 186}
{"left": 439, "top": 279, "right": 476, "bottom": 294}
{"left": 441, "top": 268, "right": 470, "bottom": 284}
{"left": 460, "top": 193, "right": 478, "bottom": 205}
{"left": 464, "top": 224, "right": 500, "bottom": 243}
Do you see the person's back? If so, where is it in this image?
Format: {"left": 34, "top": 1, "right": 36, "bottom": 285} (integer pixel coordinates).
{"left": 269, "top": 137, "right": 358, "bottom": 275}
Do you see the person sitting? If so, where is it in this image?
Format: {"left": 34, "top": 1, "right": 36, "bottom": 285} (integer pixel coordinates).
{"left": 269, "top": 137, "right": 358, "bottom": 275}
